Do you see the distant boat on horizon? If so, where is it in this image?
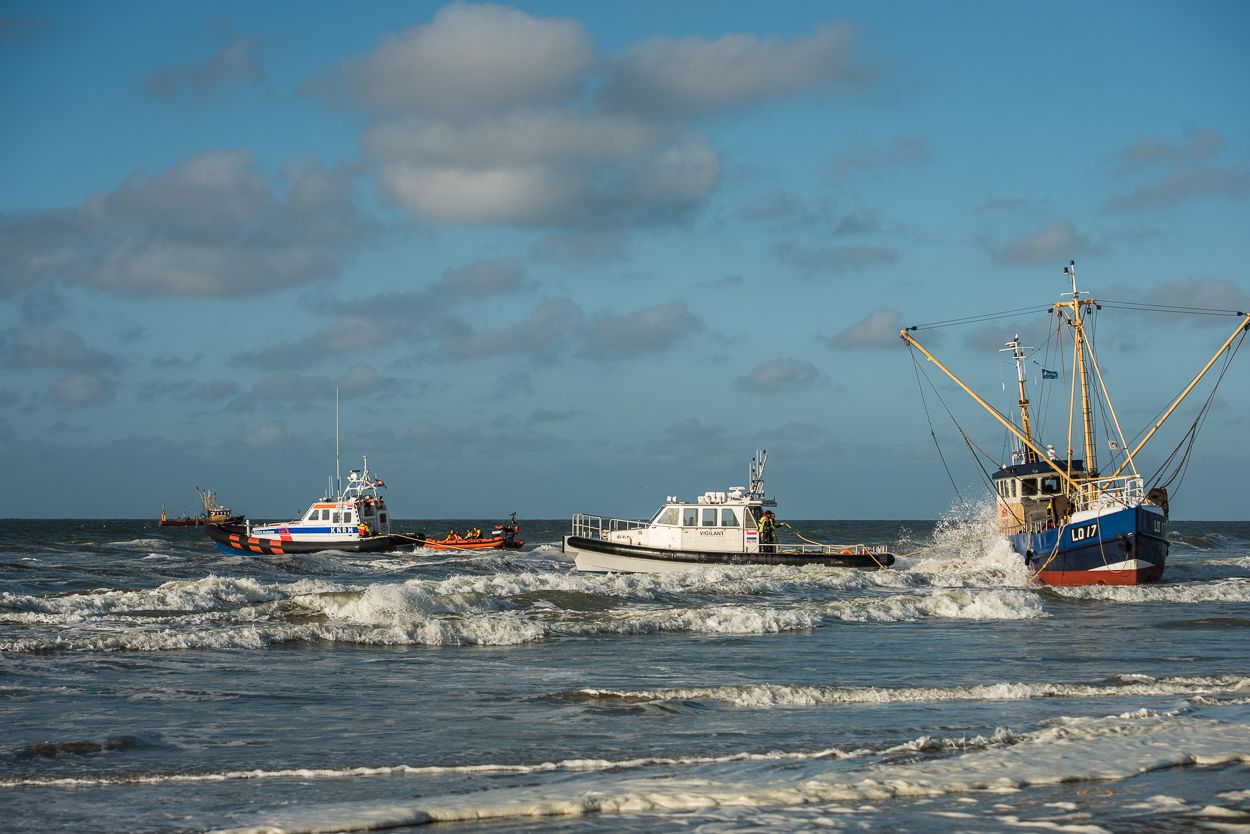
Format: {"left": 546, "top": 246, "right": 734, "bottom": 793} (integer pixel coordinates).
{"left": 158, "top": 503, "right": 203, "bottom": 527}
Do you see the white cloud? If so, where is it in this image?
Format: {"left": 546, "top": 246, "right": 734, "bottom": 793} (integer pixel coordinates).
{"left": 49, "top": 373, "right": 116, "bottom": 407}
{"left": 437, "top": 298, "right": 584, "bottom": 361}
{"left": 773, "top": 241, "right": 897, "bottom": 274}
{"left": 332, "top": 6, "right": 873, "bottom": 230}
{"left": 1114, "top": 129, "right": 1222, "bottom": 173}
{"left": 602, "top": 24, "right": 865, "bottom": 117}
{"left": 1105, "top": 167, "right": 1250, "bottom": 211}
{"left": 365, "top": 112, "right": 663, "bottom": 166}
{"left": 734, "top": 358, "right": 820, "bottom": 394}
{"left": 831, "top": 137, "right": 931, "bottom": 175}
{"left": 433, "top": 258, "right": 526, "bottom": 297}
{"left": 378, "top": 161, "right": 590, "bottom": 226}
{"left": 235, "top": 316, "right": 396, "bottom": 370}
{"left": 824, "top": 307, "right": 907, "bottom": 350}
{"left": 430, "top": 298, "right": 701, "bottom": 363}
{"left": 319, "top": 4, "right": 596, "bottom": 119}
{"left": 144, "top": 34, "right": 267, "bottom": 99}
{"left": 1, "top": 152, "right": 374, "bottom": 297}
{"left": 245, "top": 421, "right": 287, "bottom": 450}
{"left": 578, "top": 302, "right": 702, "bottom": 360}
{"left": 1105, "top": 128, "right": 1250, "bottom": 211}
{"left": 1, "top": 326, "right": 119, "bottom": 371}
{"left": 991, "top": 219, "right": 1091, "bottom": 266}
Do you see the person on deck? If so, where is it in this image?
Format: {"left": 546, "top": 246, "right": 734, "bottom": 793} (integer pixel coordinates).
{"left": 758, "top": 510, "right": 778, "bottom": 554}
{"left": 357, "top": 521, "right": 371, "bottom": 538}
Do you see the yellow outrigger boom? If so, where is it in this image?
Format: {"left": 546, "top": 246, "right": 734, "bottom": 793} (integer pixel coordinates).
{"left": 1107, "top": 310, "right": 1250, "bottom": 480}
{"left": 899, "top": 328, "right": 1084, "bottom": 492}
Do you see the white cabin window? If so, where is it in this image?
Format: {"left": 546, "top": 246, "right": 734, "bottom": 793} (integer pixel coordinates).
{"left": 379, "top": 513, "right": 388, "bottom": 524}
{"left": 655, "top": 507, "right": 679, "bottom": 525}
{"left": 1022, "top": 479, "right": 1039, "bottom": 497}
{"left": 333, "top": 512, "right": 342, "bottom": 523}
{"left": 721, "top": 508, "right": 739, "bottom": 527}
{"left": 701, "top": 508, "right": 717, "bottom": 526}
{"left": 363, "top": 504, "right": 375, "bottom": 517}
{"left": 1010, "top": 481, "right": 1018, "bottom": 498}
{"left": 682, "top": 508, "right": 698, "bottom": 526}
{"left": 322, "top": 509, "right": 332, "bottom": 520}
{"left": 306, "top": 509, "right": 318, "bottom": 521}
{"left": 1041, "top": 476, "right": 1061, "bottom": 495}
{"left": 345, "top": 511, "right": 354, "bottom": 523}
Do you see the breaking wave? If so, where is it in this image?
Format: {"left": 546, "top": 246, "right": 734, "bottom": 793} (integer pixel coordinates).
{"left": 566, "top": 673, "right": 1250, "bottom": 709}
{"left": 0, "top": 565, "right": 1048, "bottom": 652}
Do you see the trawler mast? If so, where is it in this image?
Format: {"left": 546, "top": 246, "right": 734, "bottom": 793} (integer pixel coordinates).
{"left": 1055, "top": 260, "right": 1099, "bottom": 475}
{"left": 1002, "top": 335, "right": 1036, "bottom": 464}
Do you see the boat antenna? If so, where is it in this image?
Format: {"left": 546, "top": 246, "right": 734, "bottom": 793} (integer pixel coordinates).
{"left": 749, "top": 450, "right": 768, "bottom": 499}
{"left": 335, "top": 386, "right": 341, "bottom": 495}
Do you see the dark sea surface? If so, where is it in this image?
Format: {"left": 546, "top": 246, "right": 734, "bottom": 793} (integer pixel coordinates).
{"left": 2, "top": 516, "right": 1249, "bottom": 833}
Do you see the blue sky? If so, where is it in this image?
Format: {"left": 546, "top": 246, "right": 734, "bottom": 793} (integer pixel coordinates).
{"left": 2, "top": 1, "right": 1248, "bottom": 520}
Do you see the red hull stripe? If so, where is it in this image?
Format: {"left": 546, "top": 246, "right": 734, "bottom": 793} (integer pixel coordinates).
{"left": 1037, "top": 566, "right": 1164, "bottom": 586}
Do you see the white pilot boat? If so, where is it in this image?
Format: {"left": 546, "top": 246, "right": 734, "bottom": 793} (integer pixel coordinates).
{"left": 564, "top": 451, "right": 895, "bottom": 573}
{"left": 206, "top": 457, "right": 397, "bottom": 555}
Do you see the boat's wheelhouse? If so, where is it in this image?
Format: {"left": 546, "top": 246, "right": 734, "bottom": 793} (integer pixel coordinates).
{"left": 251, "top": 461, "right": 390, "bottom": 540}
{"left": 992, "top": 459, "right": 1084, "bottom": 534}
{"left": 594, "top": 486, "right": 775, "bottom": 554}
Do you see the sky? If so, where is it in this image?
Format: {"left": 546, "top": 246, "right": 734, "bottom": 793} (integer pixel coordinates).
{"left": 2, "top": 1, "right": 1248, "bottom": 521}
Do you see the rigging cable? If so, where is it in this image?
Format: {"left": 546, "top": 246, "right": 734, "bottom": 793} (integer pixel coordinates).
{"left": 908, "top": 346, "right": 1008, "bottom": 504}
{"left": 1146, "top": 326, "right": 1247, "bottom": 498}
{"left": 1098, "top": 300, "right": 1247, "bottom": 317}
{"left": 908, "top": 305, "right": 1052, "bottom": 331}
{"left": 909, "top": 346, "right": 964, "bottom": 501}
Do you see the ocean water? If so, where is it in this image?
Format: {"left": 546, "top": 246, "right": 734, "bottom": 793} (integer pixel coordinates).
{"left": 2, "top": 515, "right": 1249, "bottom": 834}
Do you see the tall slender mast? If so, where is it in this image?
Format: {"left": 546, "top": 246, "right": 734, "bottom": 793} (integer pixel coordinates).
{"left": 1002, "top": 335, "right": 1036, "bottom": 463}
{"left": 335, "top": 386, "right": 341, "bottom": 495}
{"left": 1058, "top": 261, "right": 1097, "bottom": 473}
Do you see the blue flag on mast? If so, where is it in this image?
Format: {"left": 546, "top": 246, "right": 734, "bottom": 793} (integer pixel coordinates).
{"left": 1041, "top": 369, "right": 1059, "bottom": 379}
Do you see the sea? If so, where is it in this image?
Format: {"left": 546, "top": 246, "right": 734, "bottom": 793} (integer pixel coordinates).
{"left": 2, "top": 514, "right": 1249, "bottom": 834}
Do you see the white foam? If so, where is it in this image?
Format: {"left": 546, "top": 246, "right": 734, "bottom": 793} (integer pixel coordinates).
{"left": 900, "top": 506, "right": 1035, "bottom": 587}
{"left": 1052, "top": 578, "right": 1250, "bottom": 603}
{"left": 208, "top": 711, "right": 1250, "bottom": 834}
{"left": 0, "top": 563, "right": 1049, "bottom": 651}
{"left": 109, "top": 538, "right": 168, "bottom": 548}
{"left": 0, "top": 746, "right": 852, "bottom": 788}
{"left": 573, "top": 674, "right": 1250, "bottom": 709}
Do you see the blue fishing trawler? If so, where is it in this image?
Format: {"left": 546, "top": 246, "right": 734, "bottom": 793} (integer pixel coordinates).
{"left": 903, "top": 261, "right": 1249, "bottom": 586}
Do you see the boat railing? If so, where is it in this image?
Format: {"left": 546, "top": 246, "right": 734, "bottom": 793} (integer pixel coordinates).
{"left": 571, "top": 514, "right": 653, "bottom": 539}
{"left": 1076, "top": 475, "right": 1144, "bottom": 512}
{"left": 777, "top": 542, "right": 892, "bottom": 556}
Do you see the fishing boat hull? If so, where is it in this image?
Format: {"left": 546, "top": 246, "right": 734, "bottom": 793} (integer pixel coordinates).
{"left": 1015, "top": 504, "right": 1168, "bottom": 586}
{"left": 419, "top": 535, "right": 524, "bottom": 551}
{"left": 206, "top": 523, "right": 397, "bottom": 555}
{"left": 565, "top": 536, "right": 894, "bottom": 574}
{"left": 159, "top": 518, "right": 204, "bottom": 527}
